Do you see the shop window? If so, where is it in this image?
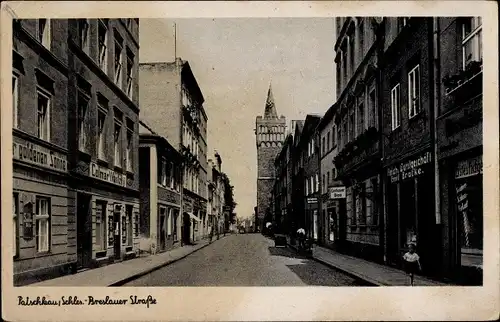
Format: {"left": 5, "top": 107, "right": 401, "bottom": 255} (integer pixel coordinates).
{"left": 462, "top": 17, "right": 482, "bottom": 68}
{"left": 167, "top": 208, "right": 172, "bottom": 236}
{"left": 408, "top": 64, "right": 421, "bottom": 119}
{"left": 400, "top": 179, "right": 417, "bottom": 247}
{"left": 173, "top": 210, "right": 179, "bottom": 241}
{"left": 391, "top": 84, "right": 401, "bottom": 130}
{"left": 77, "top": 90, "right": 90, "bottom": 152}
{"left": 37, "top": 90, "right": 51, "bottom": 141}
{"left": 121, "top": 210, "right": 127, "bottom": 246}
{"left": 95, "top": 201, "right": 106, "bottom": 251}
{"left": 13, "top": 193, "right": 19, "bottom": 257}
{"left": 12, "top": 74, "right": 19, "bottom": 129}
{"left": 78, "top": 19, "right": 89, "bottom": 54}
{"left": 38, "top": 19, "right": 51, "bottom": 50}
{"left": 35, "top": 197, "right": 50, "bottom": 253}
{"left": 371, "top": 178, "right": 379, "bottom": 226}
{"left": 329, "top": 209, "right": 336, "bottom": 241}
{"left": 98, "top": 19, "right": 108, "bottom": 73}
{"left": 114, "top": 31, "right": 123, "bottom": 88}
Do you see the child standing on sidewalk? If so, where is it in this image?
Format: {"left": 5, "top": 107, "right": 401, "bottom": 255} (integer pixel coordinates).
{"left": 403, "top": 243, "right": 422, "bottom": 286}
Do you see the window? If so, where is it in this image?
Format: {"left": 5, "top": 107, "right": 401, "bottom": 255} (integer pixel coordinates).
{"left": 348, "top": 108, "right": 355, "bottom": 142}
{"left": 98, "top": 19, "right": 108, "bottom": 73}
{"left": 95, "top": 201, "right": 106, "bottom": 251}
{"left": 161, "top": 158, "right": 167, "bottom": 186}
{"left": 391, "top": 84, "right": 401, "bottom": 130}
{"left": 322, "top": 174, "right": 326, "bottom": 193}
{"left": 126, "top": 119, "right": 133, "bottom": 172}
{"left": 35, "top": 197, "right": 50, "bottom": 252}
{"left": 78, "top": 19, "right": 89, "bottom": 53}
{"left": 337, "top": 124, "right": 341, "bottom": 148}
{"left": 114, "top": 110, "right": 123, "bottom": 167}
{"left": 13, "top": 194, "right": 18, "bottom": 257}
{"left": 37, "top": 91, "right": 50, "bottom": 141}
{"left": 38, "top": 19, "right": 51, "bottom": 49}
{"left": 332, "top": 127, "right": 336, "bottom": 147}
{"left": 351, "top": 190, "right": 357, "bottom": 226}
{"left": 327, "top": 171, "right": 330, "bottom": 186}
{"left": 357, "top": 183, "right": 367, "bottom": 225}
{"left": 169, "top": 162, "right": 175, "bottom": 189}
{"left": 12, "top": 74, "right": 19, "bottom": 129}
{"left": 322, "top": 137, "right": 326, "bottom": 156}
{"left": 97, "top": 104, "right": 107, "bottom": 160}
{"left": 349, "top": 34, "right": 355, "bottom": 75}
{"left": 173, "top": 210, "right": 178, "bottom": 241}
{"left": 77, "top": 91, "right": 89, "bottom": 152}
{"left": 305, "top": 177, "right": 309, "bottom": 196}
{"left": 342, "top": 44, "right": 348, "bottom": 86}
{"left": 126, "top": 205, "right": 133, "bottom": 246}
{"left": 114, "top": 33, "right": 123, "bottom": 87}
{"left": 369, "top": 88, "right": 376, "bottom": 128}
{"left": 326, "top": 131, "right": 331, "bottom": 151}
{"left": 462, "top": 17, "right": 482, "bottom": 68}
{"left": 358, "top": 19, "right": 364, "bottom": 55}
{"left": 408, "top": 64, "right": 421, "bottom": 118}
{"left": 357, "top": 99, "right": 365, "bottom": 135}
{"left": 342, "top": 121, "right": 347, "bottom": 148}
{"left": 316, "top": 174, "right": 319, "bottom": 192}
{"left": 126, "top": 48, "right": 134, "bottom": 98}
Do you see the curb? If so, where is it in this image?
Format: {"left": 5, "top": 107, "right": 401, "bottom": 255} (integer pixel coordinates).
{"left": 110, "top": 235, "right": 230, "bottom": 286}
{"left": 287, "top": 243, "right": 381, "bottom": 286}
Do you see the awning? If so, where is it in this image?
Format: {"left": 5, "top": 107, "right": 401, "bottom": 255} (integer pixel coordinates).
{"left": 187, "top": 212, "right": 202, "bottom": 222}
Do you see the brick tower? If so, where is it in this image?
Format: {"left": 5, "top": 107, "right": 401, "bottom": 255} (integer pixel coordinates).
{"left": 255, "top": 84, "right": 286, "bottom": 231}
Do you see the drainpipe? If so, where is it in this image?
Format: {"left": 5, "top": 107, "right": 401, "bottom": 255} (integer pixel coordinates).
{"left": 432, "top": 18, "right": 442, "bottom": 225}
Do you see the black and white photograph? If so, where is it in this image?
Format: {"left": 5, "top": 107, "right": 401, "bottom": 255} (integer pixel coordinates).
{"left": 2, "top": 1, "right": 498, "bottom": 321}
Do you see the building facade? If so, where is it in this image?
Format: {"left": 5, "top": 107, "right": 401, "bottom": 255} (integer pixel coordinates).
{"left": 138, "top": 121, "right": 182, "bottom": 255}
{"left": 255, "top": 85, "right": 286, "bottom": 231}
{"left": 12, "top": 19, "right": 73, "bottom": 285}
{"left": 380, "top": 17, "right": 442, "bottom": 276}
{"left": 68, "top": 18, "right": 141, "bottom": 271}
{"left": 290, "top": 121, "right": 305, "bottom": 243}
{"left": 139, "top": 59, "right": 208, "bottom": 245}
{"left": 436, "top": 17, "right": 483, "bottom": 285}
{"left": 273, "top": 134, "right": 292, "bottom": 233}
{"left": 333, "top": 17, "right": 384, "bottom": 263}
{"left": 298, "top": 115, "right": 321, "bottom": 241}
{"left": 208, "top": 153, "right": 224, "bottom": 236}
{"left": 317, "top": 104, "right": 343, "bottom": 249}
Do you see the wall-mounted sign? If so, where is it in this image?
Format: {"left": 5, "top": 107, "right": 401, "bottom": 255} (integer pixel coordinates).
{"left": 90, "top": 162, "right": 127, "bottom": 187}
{"left": 307, "top": 197, "right": 318, "bottom": 204}
{"left": 455, "top": 155, "right": 482, "bottom": 179}
{"left": 23, "top": 212, "right": 34, "bottom": 239}
{"left": 13, "top": 140, "right": 67, "bottom": 173}
{"left": 329, "top": 186, "right": 346, "bottom": 199}
{"left": 387, "top": 151, "right": 432, "bottom": 184}
{"left": 108, "top": 214, "right": 114, "bottom": 247}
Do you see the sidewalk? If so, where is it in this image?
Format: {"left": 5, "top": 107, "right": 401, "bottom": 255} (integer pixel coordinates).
{"left": 29, "top": 236, "right": 227, "bottom": 287}
{"left": 289, "top": 243, "right": 450, "bottom": 286}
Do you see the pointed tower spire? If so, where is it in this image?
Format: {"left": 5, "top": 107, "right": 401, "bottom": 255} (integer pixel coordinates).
{"left": 264, "top": 82, "right": 278, "bottom": 119}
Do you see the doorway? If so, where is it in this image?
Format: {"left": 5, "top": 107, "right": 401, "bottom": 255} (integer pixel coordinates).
{"left": 77, "top": 193, "right": 92, "bottom": 270}
{"left": 159, "top": 207, "right": 166, "bottom": 251}
{"left": 113, "top": 206, "right": 121, "bottom": 261}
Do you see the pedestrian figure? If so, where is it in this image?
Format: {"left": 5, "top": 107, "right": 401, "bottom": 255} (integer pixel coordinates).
{"left": 209, "top": 225, "right": 214, "bottom": 243}
{"left": 403, "top": 243, "right": 422, "bottom": 286}
{"left": 296, "top": 228, "right": 306, "bottom": 250}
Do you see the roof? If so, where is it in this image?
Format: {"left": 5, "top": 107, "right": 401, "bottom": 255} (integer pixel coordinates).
{"left": 263, "top": 83, "right": 278, "bottom": 119}
{"left": 317, "top": 102, "right": 338, "bottom": 132}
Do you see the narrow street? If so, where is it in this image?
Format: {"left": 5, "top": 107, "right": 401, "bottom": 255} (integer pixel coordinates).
{"left": 123, "top": 234, "right": 363, "bottom": 286}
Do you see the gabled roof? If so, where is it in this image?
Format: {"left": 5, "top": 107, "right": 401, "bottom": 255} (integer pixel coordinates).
{"left": 299, "top": 114, "right": 322, "bottom": 144}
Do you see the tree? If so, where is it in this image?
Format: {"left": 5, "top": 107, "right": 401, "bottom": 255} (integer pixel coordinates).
{"left": 221, "top": 172, "right": 237, "bottom": 224}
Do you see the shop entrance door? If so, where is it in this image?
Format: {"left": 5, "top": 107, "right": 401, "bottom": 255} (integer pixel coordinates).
{"left": 159, "top": 209, "right": 166, "bottom": 251}
{"left": 338, "top": 200, "right": 347, "bottom": 245}
{"left": 113, "top": 208, "right": 121, "bottom": 261}
{"left": 77, "top": 193, "right": 92, "bottom": 270}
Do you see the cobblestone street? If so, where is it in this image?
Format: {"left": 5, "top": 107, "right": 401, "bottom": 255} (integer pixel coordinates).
{"left": 123, "top": 234, "right": 363, "bottom": 286}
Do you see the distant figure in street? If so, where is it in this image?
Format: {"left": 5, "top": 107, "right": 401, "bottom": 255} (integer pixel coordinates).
{"left": 297, "top": 228, "right": 306, "bottom": 249}
{"left": 403, "top": 243, "right": 422, "bottom": 286}
{"left": 209, "top": 225, "right": 214, "bottom": 242}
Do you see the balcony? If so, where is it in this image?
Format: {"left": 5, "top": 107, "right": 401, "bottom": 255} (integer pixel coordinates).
{"left": 333, "top": 126, "right": 379, "bottom": 175}
{"left": 443, "top": 61, "right": 483, "bottom": 105}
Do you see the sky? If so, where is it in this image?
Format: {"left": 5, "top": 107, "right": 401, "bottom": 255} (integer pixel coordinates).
{"left": 140, "top": 18, "right": 336, "bottom": 219}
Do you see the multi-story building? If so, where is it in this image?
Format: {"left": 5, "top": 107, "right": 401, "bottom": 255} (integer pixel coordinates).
{"left": 208, "top": 152, "right": 224, "bottom": 236}
{"left": 298, "top": 115, "right": 321, "bottom": 241}
{"left": 333, "top": 17, "right": 384, "bottom": 263}
{"left": 380, "top": 18, "right": 442, "bottom": 276}
{"left": 139, "top": 58, "right": 208, "bottom": 245}
{"left": 436, "top": 17, "right": 483, "bottom": 284}
{"left": 68, "top": 18, "right": 141, "bottom": 271}
{"left": 273, "top": 134, "right": 292, "bottom": 233}
{"left": 255, "top": 85, "right": 286, "bottom": 231}
{"left": 12, "top": 19, "right": 73, "bottom": 285}
{"left": 138, "top": 121, "right": 183, "bottom": 254}
{"left": 290, "top": 120, "right": 305, "bottom": 243}
{"left": 317, "top": 103, "right": 344, "bottom": 249}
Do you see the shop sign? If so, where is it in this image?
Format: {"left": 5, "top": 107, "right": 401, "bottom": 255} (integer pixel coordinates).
{"left": 455, "top": 155, "right": 482, "bottom": 179}
{"left": 108, "top": 214, "right": 114, "bottom": 247}
{"left": 307, "top": 198, "right": 318, "bottom": 204}
{"left": 90, "top": 162, "right": 127, "bottom": 187}
{"left": 387, "top": 151, "right": 432, "bottom": 184}
{"left": 329, "top": 186, "right": 346, "bottom": 199}
{"left": 13, "top": 140, "right": 67, "bottom": 173}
